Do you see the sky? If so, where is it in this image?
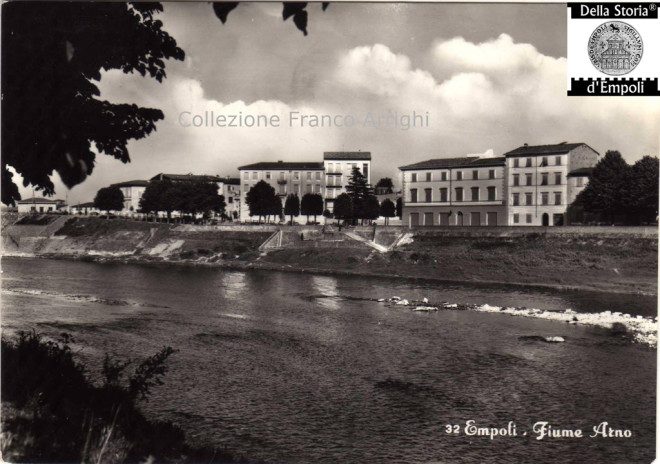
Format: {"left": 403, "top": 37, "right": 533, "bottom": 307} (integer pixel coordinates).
{"left": 16, "top": 2, "right": 660, "bottom": 204}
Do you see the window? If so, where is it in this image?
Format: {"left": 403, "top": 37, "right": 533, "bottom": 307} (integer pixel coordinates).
{"left": 363, "top": 163, "right": 369, "bottom": 178}
{"left": 526, "top": 214, "right": 533, "bottom": 224}
{"left": 456, "top": 171, "right": 463, "bottom": 181}
{"left": 513, "top": 214, "right": 520, "bottom": 224}
{"left": 305, "top": 184, "right": 312, "bottom": 193}
{"left": 279, "top": 172, "right": 285, "bottom": 180}
{"left": 294, "top": 172, "right": 300, "bottom": 180}
{"left": 279, "top": 184, "right": 286, "bottom": 194}
{"left": 243, "top": 172, "right": 249, "bottom": 180}
{"left": 512, "top": 193, "right": 520, "bottom": 206}
{"left": 228, "top": 197, "right": 233, "bottom": 204}
{"left": 410, "top": 189, "right": 418, "bottom": 203}
{"left": 315, "top": 172, "right": 321, "bottom": 180}
{"left": 555, "top": 155, "right": 562, "bottom": 166}
{"left": 424, "top": 188, "right": 432, "bottom": 202}
{"left": 555, "top": 172, "right": 562, "bottom": 185}
{"left": 439, "top": 188, "right": 448, "bottom": 202}
{"left": 306, "top": 172, "right": 312, "bottom": 180}
{"left": 315, "top": 184, "right": 321, "bottom": 193}
{"left": 541, "top": 192, "right": 549, "bottom": 205}
{"left": 472, "top": 170, "right": 479, "bottom": 180}
{"left": 540, "top": 157, "right": 548, "bottom": 167}
{"left": 327, "top": 162, "right": 333, "bottom": 173}
{"left": 554, "top": 192, "right": 562, "bottom": 205}
{"left": 426, "top": 172, "right": 432, "bottom": 181}
{"left": 526, "top": 173, "right": 533, "bottom": 186}
{"left": 411, "top": 173, "right": 417, "bottom": 182}
{"left": 455, "top": 187, "right": 464, "bottom": 202}
{"left": 243, "top": 184, "right": 249, "bottom": 192}
{"left": 441, "top": 172, "right": 448, "bottom": 181}
{"left": 525, "top": 193, "right": 533, "bottom": 205}
{"left": 489, "top": 169, "right": 495, "bottom": 179}
{"left": 513, "top": 158, "right": 520, "bottom": 168}
{"left": 266, "top": 172, "right": 271, "bottom": 179}
{"left": 471, "top": 187, "right": 479, "bottom": 201}
{"left": 513, "top": 174, "right": 520, "bottom": 186}
{"left": 577, "top": 177, "right": 584, "bottom": 187}
{"left": 541, "top": 173, "right": 548, "bottom": 186}
{"left": 252, "top": 172, "right": 258, "bottom": 180}
{"left": 526, "top": 158, "right": 532, "bottom": 167}
{"left": 487, "top": 186, "right": 496, "bottom": 201}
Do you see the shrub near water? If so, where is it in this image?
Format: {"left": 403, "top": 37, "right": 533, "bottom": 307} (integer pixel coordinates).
{"left": 1, "top": 331, "right": 241, "bottom": 463}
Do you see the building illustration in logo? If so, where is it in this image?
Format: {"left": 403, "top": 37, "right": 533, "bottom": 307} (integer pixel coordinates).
{"left": 588, "top": 21, "right": 643, "bottom": 76}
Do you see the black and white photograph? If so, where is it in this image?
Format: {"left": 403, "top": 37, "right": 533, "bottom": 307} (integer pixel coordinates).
{"left": 1, "top": 1, "right": 658, "bottom": 463}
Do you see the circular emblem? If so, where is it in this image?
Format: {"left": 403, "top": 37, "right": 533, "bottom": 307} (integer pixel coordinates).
{"left": 588, "top": 21, "right": 643, "bottom": 76}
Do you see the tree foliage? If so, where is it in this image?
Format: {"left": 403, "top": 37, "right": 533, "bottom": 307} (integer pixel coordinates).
{"left": 284, "top": 194, "right": 300, "bottom": 224}
{"left": 1, "top": 2, "right": 184, "bottom": 206}
{"left": 396, "top": 197, "right": 403, "bottom": 219}
{"left": 346, "top": 166, "right": 378, "bottom": 223}
{"left": 375, "top": 177, "right": 394, "bottom": 194}
{"left": 380, "top": 198, "right": 396, "bottom": 224}
{"left": 94, "top": 186, "right": 124, "bottom": 213}
{"left": 139, "top": 180, "right": 225, "bottom": 221}
{"left": 333, "top": 193, "right": 353, "bottom": 222}
{"left": 246, "top": 180, "right": 281, "bottom": 222}
{"left": 577, "top": 151, "right": 658, "bottom": 224}
{"left": 301, "top": 193, "right": 324, "bottom": 222}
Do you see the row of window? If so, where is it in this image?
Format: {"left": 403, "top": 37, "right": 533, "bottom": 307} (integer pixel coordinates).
{"left": 242, "top": 171, "right": 323, "bottom": 181}
{"left": 512, "top": 172, "right": 565, "bottom": 186}
{"left": 243, "top": 183, "right": 322, "bottom": 195}
{"left": 326, "top": 162, "right": 369, "bottom": 176}
{"left": 409, "top": 211, "right": 499, "bottom": 226}
{"left": 511, "top": 192, "right": 562, "bottom": 206}
{"left": 410, "top": 169, "right": 497, "bottom": 182}
{"left": 511, "top": 155, "right": 563, "bottom": 168}
{"left": 409, "top": 186, "right": 497, "bottom": 203}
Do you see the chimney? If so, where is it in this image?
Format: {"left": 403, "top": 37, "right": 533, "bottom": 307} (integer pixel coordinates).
{"left": 523, "top": 143, "right": 528, "bottom": 147}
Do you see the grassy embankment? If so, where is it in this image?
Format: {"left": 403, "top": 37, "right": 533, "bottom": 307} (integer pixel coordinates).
{"left": 4, "top": 215, "right": 657, "bottom": 295}
{"left": 1, "top": 331, "right": 251, "bottom": 463}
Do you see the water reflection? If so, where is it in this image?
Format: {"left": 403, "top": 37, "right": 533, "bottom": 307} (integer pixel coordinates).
{"left": 311, "top": 275, "right": 340, "bottom": 310}
{"left": 221, "top": 271, "right": 246, "bottom": 300}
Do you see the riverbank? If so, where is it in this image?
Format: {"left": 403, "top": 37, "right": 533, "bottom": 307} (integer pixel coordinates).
{"left": 2, "top": 215, "right": 657, "bottom": 296}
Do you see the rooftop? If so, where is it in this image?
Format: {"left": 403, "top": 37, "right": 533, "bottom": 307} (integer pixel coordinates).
{"left": 503, "top": 142, "right": 587, "bottom": 157}
{"left": 399, "top": 156, "right": 505, "bottom": 171}
{"left": 16, "top": 197, "right": 62, "bottom": 204}
{"left": 71, "top": 202, "right": 95, "bottom": 208}
{"left": 150, "top": 173, "right": 223, "bottom": 182}
{"left": 238, "top": 161, "right": 325, "bottom": 170}
{"left": 323, "top": 152, "right": 372, "bottom": 161}
{"left": 111, "top": 180, "right": 150, "bottom": 187}
{"left": 220, "top": 177, "right": 241, "bottom": 185}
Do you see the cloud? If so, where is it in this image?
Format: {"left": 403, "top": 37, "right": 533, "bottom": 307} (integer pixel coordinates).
{"left": 16, "top": 33, "right": 659, "bottom": 205}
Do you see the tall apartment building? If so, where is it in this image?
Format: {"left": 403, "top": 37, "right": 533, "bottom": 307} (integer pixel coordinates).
{"left": 217, "top": 177, "right": 241, "bottom": 219}
{"left": 504, "top": 143, "right": 599, "bottom": 226}
{"left": 399, "top": 142, "right": 599, "bottom": 227}
{"left": 238, "top": 161, "right": 325, "bottom": 222}
{"left": 323, "top": 152, "right": 371, "bottom": 212}
{"left": 399, "top": 157, "right": 507, "bottom": 226}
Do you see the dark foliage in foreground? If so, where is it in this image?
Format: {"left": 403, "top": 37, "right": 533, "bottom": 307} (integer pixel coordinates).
{"left": 1, "top": 331, "right": 246, "bottom": 463}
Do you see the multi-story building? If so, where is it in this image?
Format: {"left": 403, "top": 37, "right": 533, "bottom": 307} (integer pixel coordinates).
{"left": 111, "top": 180, "right": 149, "bottom": 214}
{"left": 504, "top": 143, "right": 599, "bottom": 226}
{"left": 217, "top": 177, "right": 241, "bottom": 219}
{"left": 323, "top": 152, "right": 371, "bottom": 212}
{"left": 399, "top": 157, "right": 507, "bottom": 226}
{"left": 16, "top": 197, "right": 66, "bottom": 214}
{"left": 238, "top": 161, "right": 325, "bottom": 222}
{"left": 399, "top": 142, "right": 599, "bottom": 227}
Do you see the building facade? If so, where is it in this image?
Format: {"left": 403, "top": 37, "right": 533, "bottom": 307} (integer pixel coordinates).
{"left": 16, "top": 197, "right": 65, "bottom": 214}
{"left": 323, "top": 152, "right": 371, "bottom": 212}
{"left": 399, "top": 142, "right": 599, "bottom": 227}
{"left": 399, "top": 157, "right": 507, "bottom": 226}
{"left": 111, "top": 180, "right": 149, "bottom": 214}
{"left": 218, "top": 177, "right": 241, "bottom": 219}
{"left": 238, "top": 161, "right": 325, "bottom": 222}
{"left": 504, "top": 143, "right": 599, "bottom": 226}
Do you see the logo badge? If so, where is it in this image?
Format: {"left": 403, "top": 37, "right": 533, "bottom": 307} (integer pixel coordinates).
{"left": 588, "top": 21, "right": 643, "bottom": 76}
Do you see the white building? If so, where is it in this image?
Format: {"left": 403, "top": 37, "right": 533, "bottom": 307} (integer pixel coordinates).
{"left": 217, "top": 177, "right": 241, "bottom": 220}
{"left": 16, "top": 197, "right": 65, "bottom": 214}
{"left": 323, "top": 152, "right": 371, "bottom": 212}
{"left": 111, "top": 180, "right": 149, "bottom": 214}
{"left": 504, "top": 143, "right": 599, "bottom": 226}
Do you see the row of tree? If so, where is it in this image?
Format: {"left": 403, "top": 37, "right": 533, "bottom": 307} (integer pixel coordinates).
{"left": 245, "top": 167, "right": 403, "bottom": 225}
{"left": 93, "top": 180, "right": 226, "bottom": 221}
{"left": 574, "top": 151, "right": 658, "bottom": 225}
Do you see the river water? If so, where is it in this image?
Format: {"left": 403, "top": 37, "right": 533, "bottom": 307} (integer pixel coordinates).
{"left": 1, "top": 257, "right": 656, "bottom": 463}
